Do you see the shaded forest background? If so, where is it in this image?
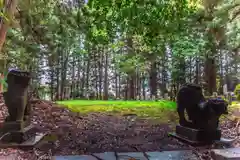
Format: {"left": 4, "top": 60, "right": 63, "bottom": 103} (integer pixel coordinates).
{"left": 0, "top": 0, "right": 239, "bottom": 101}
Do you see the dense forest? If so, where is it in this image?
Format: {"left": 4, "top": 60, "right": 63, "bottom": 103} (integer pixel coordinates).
{"left": 0, "top": 0, "right": 239, "bottom": 101}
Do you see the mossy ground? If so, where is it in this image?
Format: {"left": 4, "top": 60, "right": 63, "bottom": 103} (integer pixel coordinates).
{"left": 57, "top": 100, "right": 240, "bottom": 123}
{"left": 57, "top": 100, "right": 177, "bottom": 122}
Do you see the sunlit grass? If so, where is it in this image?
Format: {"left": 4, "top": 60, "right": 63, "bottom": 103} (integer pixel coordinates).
{"left": 57, "top": 99, "right": 240, "bottom": 123}
{"left": 57, "top": 100, "right": 177, "bottom": 122}
{"left": 232, "top": 101, "right": 240, "bottom": 105}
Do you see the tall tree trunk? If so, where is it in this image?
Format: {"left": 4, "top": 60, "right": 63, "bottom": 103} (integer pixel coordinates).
{"left": 93, "top": 49, "right": 98, "bottom": 99}
{"left": 48, "top": 56, "right": 55, "bottom": 100}
{"left": 103, "top": 48, "right": 108, "bottom": 100}
{"left": 115, "top": 71, "right": 118, "bottom": 98}
{"left": 126, "top": 37, "right": 135, "bottom": 100}
{"left": 202, "top": 1, "right": 220, "bottom": 95}
{"left": 189, "top": 56, "right": 192, "bottom": 82}
{"left": 219, "top": 50, "right": 224, "bottom": 94}
{"left": 77, "top": 56, "right": 81, "bottom": 94}
{"left": 80, "top": 56, "right": 86, "bottom": 97}
{"left": 85, "top": 53, "right": 90, "bottom": 98}
{"left": 60, "top": 50, "right": 69, "bottom": 100}
{"left": 204, "top": 33, "right": 217, "bottom": 95}
{"left": 118, "top": 74, "right": 121, "bottom": 99}
{"left": 136, "top": 70, "right": 140, "bottom": 99}
{"left": 99, "top": 47, "right": 103, "bottom": 100}
{"left": 0, "top": 0, "right": 18, "bottom": 52}
{"left": 178, "top": 56, "right": 186, "bottom": 86}
{"left": 149, "top": 61, "right": 157, "bottom": 98}
{"left": 142, "top": 76, "right": 146, "bottom": 100}
{"left": 161, "top": 56, "right": 168, "bottom": 96}
{"left": 204, "top": 56, "right": 216, "bottom": 95}
{"left": 50, "top": 67, "right": 54, "bottom": 101}
{"left": 71, "top": 54, "right": 76, "bottom": 98}
{"left": 129, "top": 73, "right": 135, "bottom": 100}
{"left": 233, "top": 49, "right": 239, "bottom": 77}
{"left": 195, "top": 57, "right": 200, "bottom": 84}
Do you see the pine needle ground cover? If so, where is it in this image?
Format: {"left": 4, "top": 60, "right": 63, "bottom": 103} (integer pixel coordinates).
{"left": 57, "top": 100, "right": 177, "bottom": 122}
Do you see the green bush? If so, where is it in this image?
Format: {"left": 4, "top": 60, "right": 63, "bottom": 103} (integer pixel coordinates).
{"left": 237, "top": 95, "right": 240, "bottom": 101}
{"left": 234, "top": 84, "right": 240, "bottom": 101}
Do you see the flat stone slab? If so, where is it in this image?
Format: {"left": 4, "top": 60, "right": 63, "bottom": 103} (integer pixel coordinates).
{"left": 211, "top": 148, "right": 240, "bottom": 160}
{"left": 118, "top": 152, "right": 148, "bottom": 160}
{"left": 53, "top": 155, "right": 98, "bottom": 160}
{"left": 0, "top": 133, "right": 46, "bottom": 149}
{"left": 54, "top": 150, "right": 199, "bottom": 160}
{"left": 93, "top": 152, "right": 116, "bottom": 160}
{"left": 147, "top": 151, "right": 199, "bottom": 160}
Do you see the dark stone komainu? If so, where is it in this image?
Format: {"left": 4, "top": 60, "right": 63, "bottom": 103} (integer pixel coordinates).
{"left": 0, "top": 69, "right": 46, "bottom": 148}
{"left": 3, "top": 70, "right": 31, "bottom": 128}
{"left": 169, "top": 83, "right": 228, "bottom": 145}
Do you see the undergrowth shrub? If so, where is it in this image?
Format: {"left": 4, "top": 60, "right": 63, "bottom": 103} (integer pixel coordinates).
{"left": 234, "top": 84, "right": 240, "bottom": 101}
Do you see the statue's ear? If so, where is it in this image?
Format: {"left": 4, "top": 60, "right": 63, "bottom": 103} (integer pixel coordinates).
{"left": 199, "top": 102, "right": 207, "bottom": 110}
{"left": 224, "top": 102, "right": 228, "bottom": 114}
{"left": 225, "top": 101, "right": 228, "bottom": 107}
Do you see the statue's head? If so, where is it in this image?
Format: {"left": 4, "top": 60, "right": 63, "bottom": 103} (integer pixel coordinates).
{"left": 199, "top": 98, "right": 228, "bottom": 116}
{"left": 6, "top": 70, "right": 31, "bottom": 87}
{"left": 209, "top": 98, "right": 228, "bottom": 115}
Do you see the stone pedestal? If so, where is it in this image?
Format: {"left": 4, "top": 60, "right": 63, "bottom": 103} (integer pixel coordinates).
{"left": 211, "top": 148, "right": 240, "bottom": 160}
{"left": 0, "top": 69, "right": 46, "bottom": 148}
{"left": 0, "top": 120, "right": 30, "bottom": 132}
{"left": 0, "top": 123, "right": 46, "bottom": 148}
{"left": 169, "top": 125, "right": 221, "bottom": 146}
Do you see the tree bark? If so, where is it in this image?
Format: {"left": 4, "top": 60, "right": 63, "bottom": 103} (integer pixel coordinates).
{"left": 71, "top": 54, "right": 76, "bottom": 98}
{"left": 149, "top": 61, "right": 157, "bottom": 98}
{"left": 103, "top": 47, "right": 108, "bottom": 100}
{"left": 204, "top": 33, "right": 217, "bottom": 95}
{"left": 204, "top": 56, "right": 216, "bottom": 95}
{"left": 0, "top": 0, "right": 18, "bottom": 52}
{"left": 85, "top": 49, "right": 91, "bottom": 98}
{"left": 99, "top": 47, "right": 103, "bottom": 99}
{"left": 195, "top": 57, "right": 200, "bottom": 84}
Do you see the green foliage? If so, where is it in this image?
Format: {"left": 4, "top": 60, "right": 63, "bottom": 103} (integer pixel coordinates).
{"left": 0, "top": 71, "right": 7, "bottom": 91}
{"left": 234, "top": 84, "right": 240, "bottom": 101}
{"left": 1, "top": 0, "right": 239, "bottom": 102}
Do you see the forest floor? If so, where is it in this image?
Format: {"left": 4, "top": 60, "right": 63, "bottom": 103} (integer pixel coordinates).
{"left": 0, "top": 97, "right": 239, "bottom": 159}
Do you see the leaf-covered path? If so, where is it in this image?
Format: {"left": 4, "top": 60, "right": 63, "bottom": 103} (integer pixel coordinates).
{"left": 32, "top": 100, "right": 188, "bottom": 154}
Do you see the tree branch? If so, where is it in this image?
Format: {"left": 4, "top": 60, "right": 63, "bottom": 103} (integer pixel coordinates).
{"left": 230, "top": 10, "right": 240, "bottom": 22}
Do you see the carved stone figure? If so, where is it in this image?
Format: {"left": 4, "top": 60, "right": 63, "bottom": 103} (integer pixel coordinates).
{"left": 0, "top": 69, "right": 46, "bottom": 147}
{"left": 170, "top": 83, "right": 229, "bottom": 145}
{"left": 3, "top": 69, "right": 31, "bottom": 125}
{"left": 176, "top": 83, "right": 228, "bottom": 130}
{"left": 176, "top": 83, "right": 205, "bottom": 128}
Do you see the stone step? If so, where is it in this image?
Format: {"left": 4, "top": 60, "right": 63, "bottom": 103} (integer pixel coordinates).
{"left": 53, "top": 148, "right": 240, "bottom": 160}
{"left": 211, "top": 148, "right": 240, "bottom": 160}
{"left": 0, "top": 125, "right": 40, "bottom": 143}
{"left": 0, "top": 133, "right": 46, "bottom": 149}
{"left": 53, "top": 150, "right": 199, "bottom": 160}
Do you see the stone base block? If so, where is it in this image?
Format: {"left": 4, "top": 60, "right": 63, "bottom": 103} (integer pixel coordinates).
{"left": 169, "top": 125, "right": 221, "bottom": 146}
{"left": 0, "top": 125, "right": 46, "bottom": 149}
{"left": 0, "top": 120, "right": 31, "bottom": 133}
{"left": 211, "top": 148, "right": 240, "bottom": 160}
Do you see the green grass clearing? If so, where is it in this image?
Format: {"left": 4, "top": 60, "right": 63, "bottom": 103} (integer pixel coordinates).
{"left": 57, "top": 100, "right": 240, "bottom": 123}
{"left": 57, "top": 100, "right": 177, "bottom": 122}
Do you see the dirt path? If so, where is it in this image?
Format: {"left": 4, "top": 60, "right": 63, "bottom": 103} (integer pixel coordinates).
{"left": 0, "top": 98, "right": 239, "bottom": 160}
